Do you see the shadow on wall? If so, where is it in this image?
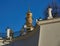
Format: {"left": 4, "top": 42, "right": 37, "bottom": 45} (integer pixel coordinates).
{"left": 4, "top": 29, "right": 40, "bottom": 46}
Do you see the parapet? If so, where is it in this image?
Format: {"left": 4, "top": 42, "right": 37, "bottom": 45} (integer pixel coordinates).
{"left": 37, "top": 18, "right": 60, "bottom": 25}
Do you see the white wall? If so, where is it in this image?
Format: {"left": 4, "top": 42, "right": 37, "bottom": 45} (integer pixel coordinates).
{"left": 38, "top": 22, "right": 60, "bottom": 46}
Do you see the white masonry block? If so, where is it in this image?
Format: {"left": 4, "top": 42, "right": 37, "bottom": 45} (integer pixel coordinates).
{"left": 38, "top": 18, "right": 60, "bottom": 46}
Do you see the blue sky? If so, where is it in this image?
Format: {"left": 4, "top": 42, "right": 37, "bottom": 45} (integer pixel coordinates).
{"left": 0, "top": 0, "right": 60, "bottom": 33}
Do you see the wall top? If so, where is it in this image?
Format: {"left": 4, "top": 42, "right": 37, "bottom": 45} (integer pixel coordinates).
{"left": 37, "top": 18, "right": 60, "bottom": 25}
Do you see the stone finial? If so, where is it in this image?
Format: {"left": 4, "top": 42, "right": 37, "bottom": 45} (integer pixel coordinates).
{"left": 47, "top": 6, "right": 53, "bottom": 19}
